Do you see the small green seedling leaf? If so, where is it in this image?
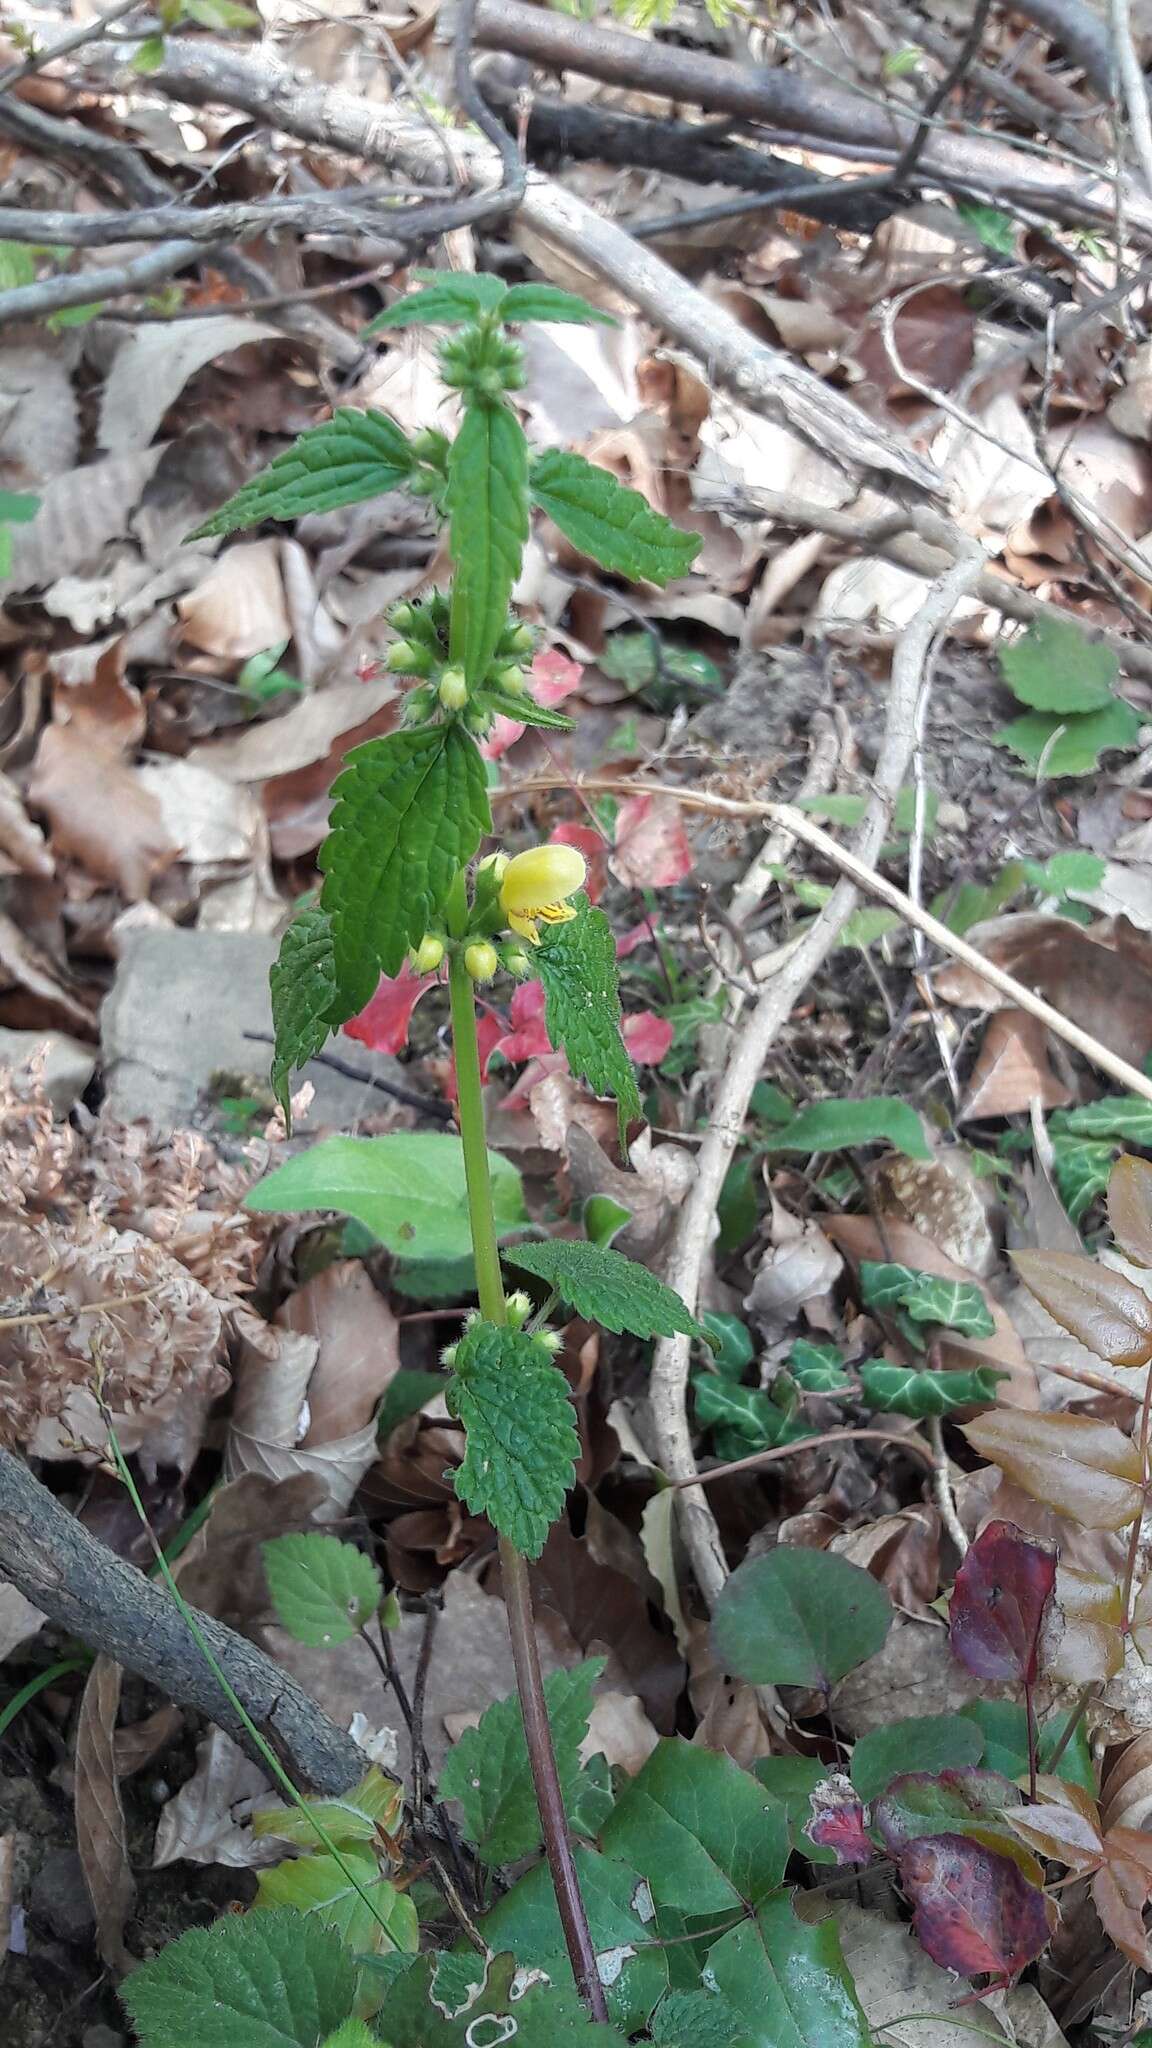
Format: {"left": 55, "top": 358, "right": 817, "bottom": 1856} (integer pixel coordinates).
{"left": 999, "top": 615, "right": 1119, "bottom": 714}
{"left": 320, "top": 724, "right": 490, "bottom": 1002}
{"left": 766, "top": 1095, "right": 931, "bottom": 1160}
{"left": 439, "top": 1659, "right": 604, "bottom": 1865}
{"left": 501, "top": 283, "right": 616, "bottom": 325}
{"left": 363, "top": 270, "right": 510, "bottom": 333}
{"left": 859, "top": 1363, "right": 1006, "bottom": 1416}
{"left": 858, "top": 1262, "right": 996, "bottom": 1338}
{"left": 245, "top": 1131, "right": 526, "bottom": 1262}
{"left": 447, "top": 399, "right": 530, "bottom": 685}
{"left": 506, "top": 1238, "right": 705, "bottom": 1339}
{"left": 996, "top": 699, "right": 1142, "bottom": 778}
{"left": 190, "top": 410, "right": 413, "bottom": 538}
{"left": 531, "top": 449, "right": 702, "bottom": 586}
{"left": 269, "top": 907, "right": 341, "bottom": 1120}
{"left": 712, "top": 1547, "right": 892, "bottom": 1690}
{"left": 447, "top": 1320, "right": 579, "bottom": 1558}
{"left": 263, "top": 1532, "right": 381, "bottom": 1647}
{"left": 583, "top": 1193, "right": 632, "bottom": 1248}
{"left": 121, "top": 1907, "right": 357, "bottom": 2048}
{"left": 535, "top": 900, "right": 641, "bottom": 1138}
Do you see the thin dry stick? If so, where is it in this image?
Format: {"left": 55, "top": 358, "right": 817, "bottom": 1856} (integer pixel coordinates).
{"left": 1111, "top": 0, "right": 1152, "bottom": 199}
{"left": 0, "top": 0, "right": 143, "bottom": 92}
{"left": 672, "top": 1425, "right": 936, "bottom": 1487}
{"left": 0, "top": 237, "right": 207, "bottom": 325}
{"left": 927, "top": 1417, "right": 970, "bottom": 1558}
{"left": 645, "top": 546, "right": 986, "bottom": 1609}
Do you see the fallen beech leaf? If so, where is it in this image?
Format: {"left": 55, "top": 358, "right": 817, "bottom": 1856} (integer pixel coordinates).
{"left": 1011, "top": 1250, "right": 1152, "bottom": 1367}
{"left": 74, "top": 1655, "right": 134, "bottom": 1972}
{"left": 278, "top": 1259, "right": 401, "bottom": 1447}
{"left": 960, "top": 1007, "right": 1072, "bottom": 1121}
{"left": 153, "top": 1727, "right": 278, "bottom": 1870}
{"left": 950, "top": 1521, "right": 1056, "bottom": 1686}
{"left": 177, "top": 540, "right": 290, "bottom": 665}
{"left": 345, "top": 961, "right": 440, "bottom": 1057}
{"left": 29, "top": 724, "right": 176, "bottom": 899}
{"left": 807, "top": 1774, "right": 874, "bottom": 1865}
{"left": 1109, "top": 1155, "right": 1152, "bottom": 1267}
{"left": 935, "top": 913, "right": 1152, "bottom": 1070}
{"left": 961, "top": 1409, "right": 1144, "bottom": 1529}
{"left": 897, "top": 1832, "right": 1050, "bottom": 1984}
{"left": 610, "top": 792, "right": 694, "bottom": 889}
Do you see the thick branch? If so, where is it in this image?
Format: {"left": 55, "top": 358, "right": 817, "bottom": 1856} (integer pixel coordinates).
{"left": 0, "top": 1449, "right": 366, "bottom": 1794}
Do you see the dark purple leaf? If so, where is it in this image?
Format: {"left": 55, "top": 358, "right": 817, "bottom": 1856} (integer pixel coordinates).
{"left": 897, "top": 1831, "right": 1051, "bottom": 1984}
{"left": 949, "top": 1520, "right": 1056, "bottom": 1686}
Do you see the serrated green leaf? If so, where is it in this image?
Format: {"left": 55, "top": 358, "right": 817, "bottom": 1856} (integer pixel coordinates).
{"left": 788, "top": 1339, "right": 851, "bottom": 1392}
{"left": 858, "top": 1262, "right": 995, "bottom": 1337}
{"left": 649, "top": 1990, "right": 744, "bottom": 2047}
{"left": 535, "top": 899, "right": 641, "bottom": 1138}
{"left": 480, "top": 1848, "right": 668, "bottom": 2034}
{"left": 752, "top": 1757, "right": 837, "bottom": 1865}
{"left": 253, "top": 1767, "right": 401, "bottom": 1850}
{"left": 262, "top": 1532, "right": 381, "bottom": 1646}
{"left": 996, "top": 699, "right": 1142, "bottom": 777}
{"left": 363, "top": 271, "right": 510, "bottom": 333}
{"left": 858, "top": 1362, "right": 1005, "bottom": 1416}
{"left": 245, "top": 1131, "right": 526, "bottom": 1261}
{"left": 482, "top": 682, "right": 575, "bottom": 730}
{"left": 704, "top": 1893, "right": 871, "bottom": 2048}
{"left": 999, "top": 615, "right": 1118, "bottom": 714}
{"left": 447, "top": 401, "right": 530, "bottom": 686}
{"left": 500, "top": 283, "right": 616, "bottom": 326}
{"left": 600, "top": 1739, "right": 789, "bottom": 1912}
{"left": 269, "top": 908, "right": 342, "bottom": 1120}
{"left": 189, "top": 410, "right": 413, "bottom": 539}
{"left": 1050, "top": 1131, "right": 1116, "bottom": 1223}
{"left": 384, "top": 1948, "right": 628, "bottom": 2046}
{"left": 439, "top": 1659, "right": 604, "bottom": 1865}
{"left": 505, "top": 1239, "right": 704, "bottom": 1338}
{"left": 1030, "top": 849, "right": 1107, "bottom": 896}
{"left": 1060, "top": 1094, "right": 1152, "bottom": 1143}
{"left": 447, "top": 1320, "right": 579, "bottom": 1557}
{"left": 255, "top": 1847, "right": 417, "bottom": 1958}
{"left": 849, "top": 1713, "right": 984, "bottom": 1801}
{"left": 320, "top": 724, "right": 489, "bottom": 1002}
{"left": 766, "top": 1095, "right": 930, "bottom": 1160}
{"left": 531, "top": 449, "right": 701, "bottom": 586}
{"left": 712, "top": 1548, "right": 892, "bottom": 1689}
{"left": 120, "top": 1908, "right": 357, "bottom": 2048}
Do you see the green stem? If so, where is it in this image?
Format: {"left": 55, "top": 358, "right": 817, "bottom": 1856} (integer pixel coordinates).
{"left": 447, "top": 943, "right": 608, "bottom": 2023}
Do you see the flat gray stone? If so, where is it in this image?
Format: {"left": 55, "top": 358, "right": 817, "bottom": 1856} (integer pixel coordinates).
{"left": 0, "top": 1028, "right": 96, "bottom": 1114}
{"left": 101, "top": 929, "right": 408, "bottom": 1132}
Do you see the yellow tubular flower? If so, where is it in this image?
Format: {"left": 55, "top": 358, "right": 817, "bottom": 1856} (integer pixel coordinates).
{"left": 499, "top": 843, "right": 587, "bottom": 946}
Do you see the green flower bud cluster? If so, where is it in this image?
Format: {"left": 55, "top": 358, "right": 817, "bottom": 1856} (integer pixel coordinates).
{"left": 439, "top": 321, "right": 526, "bottom": 403}
{"left": 391, "top": 598, "right": 538, "bottom": 731}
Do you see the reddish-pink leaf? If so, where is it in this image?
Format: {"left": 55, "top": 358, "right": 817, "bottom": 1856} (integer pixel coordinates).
{"left": 495, "top": 983, "right": 671, "bottom": 1105}
{"left": 1011, "top": 1249, "right": 1152, "bottom": 1367}
{"left": 610, "top": 793, "right": 694, "bottom": 889}
{"left": 806, "top": 1774, "right": 874, "bottom": 1865}
{"left": 622, "top": 1010, "right": 673, "bottom": 1066}
{"left": 873, "top": 1769, "right": 1022, "bottom": 1858}
{"left": 949, "top": 1519, "right": 1056, "bottom": 1687}
{"left": 480, "top": 650, "right": 584, "bottom": 759}
{"left": 897, "top": 1832, "right": 1050, "bottom": 1984}
{"left": 345, "top": 960, "right": 438, "bottom": 1056}
{"left": 492, "top": 980, "right": 550, "bottom": 1064}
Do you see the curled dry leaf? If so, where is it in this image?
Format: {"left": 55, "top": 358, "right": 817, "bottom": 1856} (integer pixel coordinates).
{"left": 177, "top": 540, "right": 291, "bottom": 666}
{"left": 153, "top": 1727, "right": 279, "bottom": 1871}
{"left": 745, "top": 1203, "right": 843, "bottom": 1337}
{"left": 1011, "top": 1251, "right": 1152, "bottom": 1368}
{"left": 581, "top": 1692, "right": 660, "bottom": 1777}
{"left": 0, "top": 770, "right": 52, "bottom": 879}
{"left": 806, "top": 1775, "right": 874, "bottom": 1864}
{"left": 74, "top": 1656, "right": 134, "bottom": 1973}
{"left": 0, "top": 1582, "right": 44, "bottom": 1664}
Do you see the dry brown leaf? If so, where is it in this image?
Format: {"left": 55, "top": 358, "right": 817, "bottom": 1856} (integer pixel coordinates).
{"left": 960, "top": 1007, "right": 1073, "bottom": 1121}
{"left": 831, "top": 1507, "right": 941, "bottom": 1621}
{"left": 175, "top": 1472, "right": 327, "bottom": 1632}
{"left": 0, "top": 909, "right": 97, "bottom": 1037}
{"left": 278, "top": 1261, "right": 401, "bottom": 1446}
{"left": 153, "top": 1727, "right": 278, "bottom": 1870}
{"left": 177, "top": 541, "right": 290, "bottom": 665}
{"left": 935, "top": 913, "right": 1152, "bottom": 1070}
{"left": 226, "top": 1421, "right": 379, "bottom": 1520}
{"left": 564, "top": 1122, "right": 696, "bottom": 1264}
{"left": 114, "top": 1703, "right": 184, "bottom": 1779}
{"left": 28, "top": 725, "right": 175, "bottom": 902}
{"left": 581, "top": 1692, "right": 659, "bottom": 1776}
{"left": 74, "top": 1655, "right": 134, "bottom": 1972}
{"left": 3, "top": 449, "right": 164, "bottom": 599}
{"left": 745, "top": 1202, "right": 843, "bottom": 1336}
{"left": 98, "top": 319, "right": 281, "bottom": 455}
{"left": 0, "top": 770, "right": 52, "bottom": 879}
{"left": 0, "top": 339, "right": 79, "bottom": 489}
{"left": 135, "top": 760, "right": 266, "bottom": 871}
{"left": 873, "top": 1151, "right": 998, "bottom": 1276}
{"left": 0, "top": 1582, "right": 44, "bottom": 1664}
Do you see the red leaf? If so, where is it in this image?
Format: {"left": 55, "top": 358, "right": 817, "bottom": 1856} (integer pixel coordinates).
{"left": 550, "top": 822, "right": 607, "bottom": 904}
{"left": 897, "top": 1832, "right": 1050, "bottom": 1984}
{"left": 616, "top": 918, "right": 657, "bottom": 958}
{"left": 492, "top": 980, "right": 550, "bottom": 1065}
{"left": 610, "top": 793, "right": 694, "bottom": 889}
{"left": 494, "top": 981, "right": 671, "bottom": 1104}
{"left": 480, "top": 650, "right": 584, "bottom": 760}
{"left": 344, "top": 961, "right": 438, "bottom": 1056}
{"left": 949, "top": 1519, "right": 1056, "bottom": 1687}
{"left": 623, "top": 1010, "right": 673, "bottom": 1065}
{"left": 806, "top": 1774, "right": 874, "bottom": 1865}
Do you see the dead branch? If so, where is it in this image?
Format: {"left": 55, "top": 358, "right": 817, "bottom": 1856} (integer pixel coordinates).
{"left": 646, "top": 546, "right": 986, "bottom": 1607}
{"left": 472, "top": 0, "right": 1152, "bottom": 243}
{"left": 0, "top": 1449, "right": 367, "bottom": 1794}
{"left": 0, "top": 238, "right": 210, "bottom": 326}
{"left": 0, "top": 191, "right": 417, "bottom": 250}
{"left": 1011, "top": 0, "right": 1117, "bottom": 104}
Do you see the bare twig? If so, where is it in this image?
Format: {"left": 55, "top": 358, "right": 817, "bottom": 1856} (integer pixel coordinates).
{"left": 927, "top": 1416, "right": 970, "bottom": 1558}
{"left": 0, "top": 1449, "right": 366, "bottom": 1793}
{"left": 0, "top": 0, "right": 143, "bottom": 93}
{"left": 0, "top": 191, "right": 418, "bottom": 249}
{"left": 0, "top": 237, "right": 208, "bottom": 326}
{"left": 1110, "top": 0, "right": 1152, "bottom": 198}
{"left": 673, "top": 1425, "right": 936, "bottom": 1487}
{"left": 890, "top": 0, "right": 996, "bottom": 188}
{"left": 646, "top": 547, "right": 986, "bottom": 1609}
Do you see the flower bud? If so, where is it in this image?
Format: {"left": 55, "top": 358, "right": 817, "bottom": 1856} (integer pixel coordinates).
{"left": 493, "top": 665, "right": 527, "bottom": 694}
{"left": 477, "top": 851, "right": 510, "bottom": 880}
{"left": 412, "top": 934, "right": 445, "bottom": 974}
{"left": 503, "top": 622, "right": 536, "bottom": 656}
{"left": 464, "top": 940, "right": 499, "bottom": 983}
{"left": 535, "top": 1330, "right": 563, "bottom": 1355}
{"left": 500, "top": 946, "right": 532, "bottom": 979}
{"left": 438, "top": 668, "right": 469, "bottom": 711}
{"left": 388, "top": 602, "right": 418, "bottom": 634}
{"left": 387, "top": 639, "right": 423, "bottom": 673}
{"left": 505, "top": 1291, "right": 532, "bottom": 1328}
{"left": 410, "top": 428, "right": 448, "bottom": 464}
{"left": 440, "top": 1342, "right": 459, "bottom": 1370}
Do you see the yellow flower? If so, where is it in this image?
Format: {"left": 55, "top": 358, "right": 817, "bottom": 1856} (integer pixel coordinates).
{"left": 499, "top": 843, "right": 586, "bottom": 945}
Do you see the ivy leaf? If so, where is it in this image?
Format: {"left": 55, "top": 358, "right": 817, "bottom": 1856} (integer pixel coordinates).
{"left": 505, "top": 1239, "right": 704, "bottom": 1339}
{"left": 1051, "top": 1131, "right": 1116, "bottom": 1223}
{"left": 712, "top": 1548, "right": 892, "bottom": 1690}
{"left": 859, "top": 1263, "right": 995, "bottom": 1338}
{"left": 788, "top": 1339, "right": 851, "bottom": 1393}
{"left": 188, "top": 410, "right": 413, "bottom": 539}
{"left": 999, "top": 615, "right": 1118, "bottom": 713}
{"left": 531, "top": 449, "right": 701, "bottom": 586}
{"left": 765, "top": 1095, "right": 930, "bottom": 1160}
{"left": 949, "top": 1519, "right": 1056, "bottom": 1687}
{"left": 269, "top": 907, "right": 342, "bottom": 1121}
{"left": 120, "top": 1908, "right": 358, "bottom": 2048}
{"left": 535, "top": 899, "right": 641, "bottom": 1139}
{"left": 447, "top": 1320, "right": 579, "bottom": 1557}
{"left": 262, "top": 1532, "right": 382, "bottom": 1647}
{"left": 439, "top": 1660, "right": 603, "bottom": 1865}
{"left": 320, "top": 725, "right": 490, "bottom": 1004}
{"left": 363, "top": 271, "right": 510, "bottom": 333}
{"left": 858, "top": 1363, "right": 1005, "bottom": 1417}
{"left": 694, "top": 1375, "right": 810, "bottom": 1454}
{"left": 501, "top": 283, "right": 616, "bottom": 325}
{"left": 704, "top": 1893, "right": 871, "bottom": 2048}
{"left": 447, "top": 400, "right": 530, "bottom": 686}
{"left": 1060, "top": 1094, "right": 1152, "bottom": 1144}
